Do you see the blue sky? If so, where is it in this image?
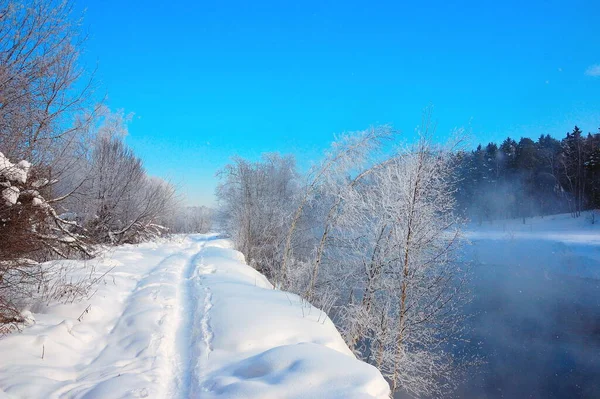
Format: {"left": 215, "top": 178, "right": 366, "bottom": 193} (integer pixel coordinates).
{"left": 78, "top": 0, "right": 600, "bottom": 206}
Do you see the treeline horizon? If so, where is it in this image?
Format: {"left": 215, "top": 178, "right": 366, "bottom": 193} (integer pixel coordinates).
{"left": 455, "top": 126, "right": 600, "bottom": 222}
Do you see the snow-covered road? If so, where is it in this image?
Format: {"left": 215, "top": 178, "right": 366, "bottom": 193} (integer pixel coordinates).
{"left": 0, "top": 235, "right": 389, "bottom": 399}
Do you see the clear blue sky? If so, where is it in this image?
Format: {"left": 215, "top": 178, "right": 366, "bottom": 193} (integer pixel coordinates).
{"left": 77, "top": 0, "right": 600, "bottom": 206}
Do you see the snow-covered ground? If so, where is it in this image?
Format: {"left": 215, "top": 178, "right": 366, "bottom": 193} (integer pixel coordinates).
{"left": 0, "top": 235, "right": 389, "bottom": 399}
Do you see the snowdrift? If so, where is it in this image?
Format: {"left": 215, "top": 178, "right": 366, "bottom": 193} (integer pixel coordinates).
{"left": 0, "top": 235, "right": 390, "bottom": 398}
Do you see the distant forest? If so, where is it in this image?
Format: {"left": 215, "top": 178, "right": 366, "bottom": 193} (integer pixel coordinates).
{"left": 455, "top": 126, "right": 600, "bottom": 222}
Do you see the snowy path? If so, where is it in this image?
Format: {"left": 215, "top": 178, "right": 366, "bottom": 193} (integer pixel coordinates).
{"left": 172, "top": 239, "right": 215, "bottom": 398}
{"left": 0, "top": 235, "right": 389, "bottom": 399}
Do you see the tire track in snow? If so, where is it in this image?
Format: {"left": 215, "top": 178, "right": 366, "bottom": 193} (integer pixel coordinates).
{"left": 51, "top": 238, "right": 201, "bottom": 399}
{"left": 173, "top": 246, "right": 203, "bottom": 399}
{"left": 200, "top": 287, "right": 214, "bottom": 360}
{"left": 173, "top": 236, "right": 216, "bottom": 398}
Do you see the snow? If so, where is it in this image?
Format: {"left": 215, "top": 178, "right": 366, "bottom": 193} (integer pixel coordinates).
{"left": 0, "top": 153, "right": 30, "bottom": 184}
{"left": 0, "top": 153, "right": 32, "bottom": 206}
{"left": 31, "top": 197, "right": 44, "bottom": 207}
{"left": 0, "top": 234, "right": 389, "bottom": 398}
{"left": 32, "top": 178, "right": 49, "bottom": 188}
{"left": 2, "top": 186, "right": 19, "bottom": 206}
{"left": 465, "top": 211, "right": 600, "bottom": 280}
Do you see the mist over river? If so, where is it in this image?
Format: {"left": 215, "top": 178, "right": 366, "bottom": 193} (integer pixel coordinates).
{"left": 398, "top": 215, "right": 600, "bottom": 399}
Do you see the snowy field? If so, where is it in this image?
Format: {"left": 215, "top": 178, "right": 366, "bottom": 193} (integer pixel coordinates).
{"left": 455, "top": 211, "right": 600, "bottom": 398}
{"left": 0, "top": 235, "right": 389, "bottom": 399}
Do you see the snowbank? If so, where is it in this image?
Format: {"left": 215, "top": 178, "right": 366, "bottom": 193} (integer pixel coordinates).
{"left": 0, "top": 235, "right": 390, "bottom": 398}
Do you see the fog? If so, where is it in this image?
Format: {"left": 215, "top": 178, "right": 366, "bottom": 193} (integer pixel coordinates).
{"left": 457, "top": 249, "right": 600, "bottom": 398}
{"left": 396, "top": 216, "right": 600, "bottom": 399}
{"left": 459, "top": 176, "right": 572, "bottom": 226}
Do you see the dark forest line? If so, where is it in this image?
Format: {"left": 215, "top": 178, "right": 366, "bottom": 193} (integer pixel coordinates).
{"left": 454, "top": 126, "right": 600, "bottom": 222}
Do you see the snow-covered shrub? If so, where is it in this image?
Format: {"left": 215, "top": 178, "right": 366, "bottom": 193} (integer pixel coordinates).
{"left": 0, "top": 153, "right": 93, "bottom": 332}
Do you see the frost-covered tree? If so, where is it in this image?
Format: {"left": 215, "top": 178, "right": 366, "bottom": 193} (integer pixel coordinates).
{"left": 281, "top": 126, "right": 394, "bottom": 290}
{"left": 0, "top": 0, "right": 99, "bottom": 331}
{"left": 216, "top": 154, "right": 298, "bottom": 277}
{"left": 215, "top": 120, "right": 474, "bottom": 397}
{"left": 0, "top": 0, "right": 186, "bottom": 333}
{"left": 77, "top": 115, "right": 175, "bottom": 244}
{"left": 338, "top": 132, "right": 470, "bottom": 397}
{"left": 0, "top": 0, "right": 97, "bottom": 165}
{"left": 171, "top": 206, "right": 214, "bottom": 233}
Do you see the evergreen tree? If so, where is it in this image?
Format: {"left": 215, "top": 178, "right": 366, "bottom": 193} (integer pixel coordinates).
{"left": 561, "top": 126, "right": 586, "bottom": 216}
{"left": 453, "top": 128, "right": 599, "bottom": 221}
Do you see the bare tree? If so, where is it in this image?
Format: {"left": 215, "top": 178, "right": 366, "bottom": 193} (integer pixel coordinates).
{"left": 74, "top": 114, "right": 176, "bottom": 244}
{"left": 0, "top": 1, "right": 189, "bottom": 334}
{"left": 0, "top": 0, "right": 97, "bottom": 164}
{"left": 0, "top": 0, "right": 101, "bottom": 331}
{"left": 338, "top": 129, "right": 471, "bottom": 397}
{"left": 216, "top": 154, "right": 298, "bottom": 277}
{"left": 280, "top": 126, "right": 393, "bottom": 288}
{"left": 215, "top": 119, "right": 475, "bottom": 397}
